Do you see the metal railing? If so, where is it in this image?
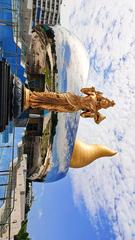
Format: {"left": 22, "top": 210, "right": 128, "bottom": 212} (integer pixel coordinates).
{"left": 0, "top": 128, "right": 16, "bottom": 239}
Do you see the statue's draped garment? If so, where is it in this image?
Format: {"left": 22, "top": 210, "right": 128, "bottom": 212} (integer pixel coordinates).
{"left": 29, "top": 90, "right": 96, "bottom": 113}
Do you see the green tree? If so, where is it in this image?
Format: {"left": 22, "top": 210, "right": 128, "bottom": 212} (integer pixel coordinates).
{"left": 15, "top": 220, "right": 30, "bottom": 240}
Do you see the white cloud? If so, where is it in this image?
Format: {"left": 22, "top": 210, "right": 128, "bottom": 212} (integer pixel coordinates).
{"left": 38, "top": 209, "right": 43, "bottom": 220}
{"left": 61, "top": 0, "right": 135, "bottom": 239}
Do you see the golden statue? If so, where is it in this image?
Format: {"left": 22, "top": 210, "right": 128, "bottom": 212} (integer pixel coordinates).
{"left": 23, "top": 86, "right": 116, "bottom": 172}
{"left": 24, "top": 86, "right": 115, "bottom": 124}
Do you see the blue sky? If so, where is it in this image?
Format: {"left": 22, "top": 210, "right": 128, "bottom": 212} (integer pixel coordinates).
{"left": 28, "top": 173, "right": 115, "bottom": 240}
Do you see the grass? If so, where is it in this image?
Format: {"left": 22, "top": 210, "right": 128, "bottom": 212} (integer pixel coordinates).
{"left": 40, "top": 119, "right": 51, "bottom": 164}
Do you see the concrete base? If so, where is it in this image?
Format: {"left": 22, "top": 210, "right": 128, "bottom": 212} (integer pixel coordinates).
{"left": 23, "top": 87, "right": 30, "bottom": 111}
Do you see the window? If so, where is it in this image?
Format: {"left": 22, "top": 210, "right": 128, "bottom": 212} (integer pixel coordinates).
{"left": 47, "top": 1, "right": 50, "bottom": 9}
{"left": 27, "top": 124, "right": 38, "bottom": 132}
{"left": 41, "top": 10, "right": 45, "bottom": 19}
{"left": 56, "top": 5, "right": 59, "bottom": 11}
{"left": 38, "top": 0, "right": 41, "bottom": 6}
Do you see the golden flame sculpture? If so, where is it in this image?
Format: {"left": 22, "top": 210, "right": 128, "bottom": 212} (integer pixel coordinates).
{"left": 70, "top": 139, "right": 117, "bottom": 168}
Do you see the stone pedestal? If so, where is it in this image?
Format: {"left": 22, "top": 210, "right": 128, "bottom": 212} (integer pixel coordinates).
{"left": 0, "top": 59, "right": 25, "bottom": 132}
{"left": 0, "top": 59, "right": 13, "bottom": 132}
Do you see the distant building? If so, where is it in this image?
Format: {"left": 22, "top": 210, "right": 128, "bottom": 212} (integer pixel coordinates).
{"left": 0, "top": 143, "right": 28, "bottom": 240}
{"left": 26, "top": 112, "right": 43, "bottom": 137}
{"left": 23, "top": 133, "right": 42, "bottom": 177}
{"left": 12, "top": 0, "right": 62, "bottom": 55}
{"left": 32, "top": 0, "right": 63, "bottom": 26}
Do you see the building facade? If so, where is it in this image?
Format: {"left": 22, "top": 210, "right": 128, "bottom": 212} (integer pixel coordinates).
{"left": 0, "top": 143, "right": 27, "bottom": 240}
{"left": 32, "top": 0, "right": 62, "bottom": 26}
